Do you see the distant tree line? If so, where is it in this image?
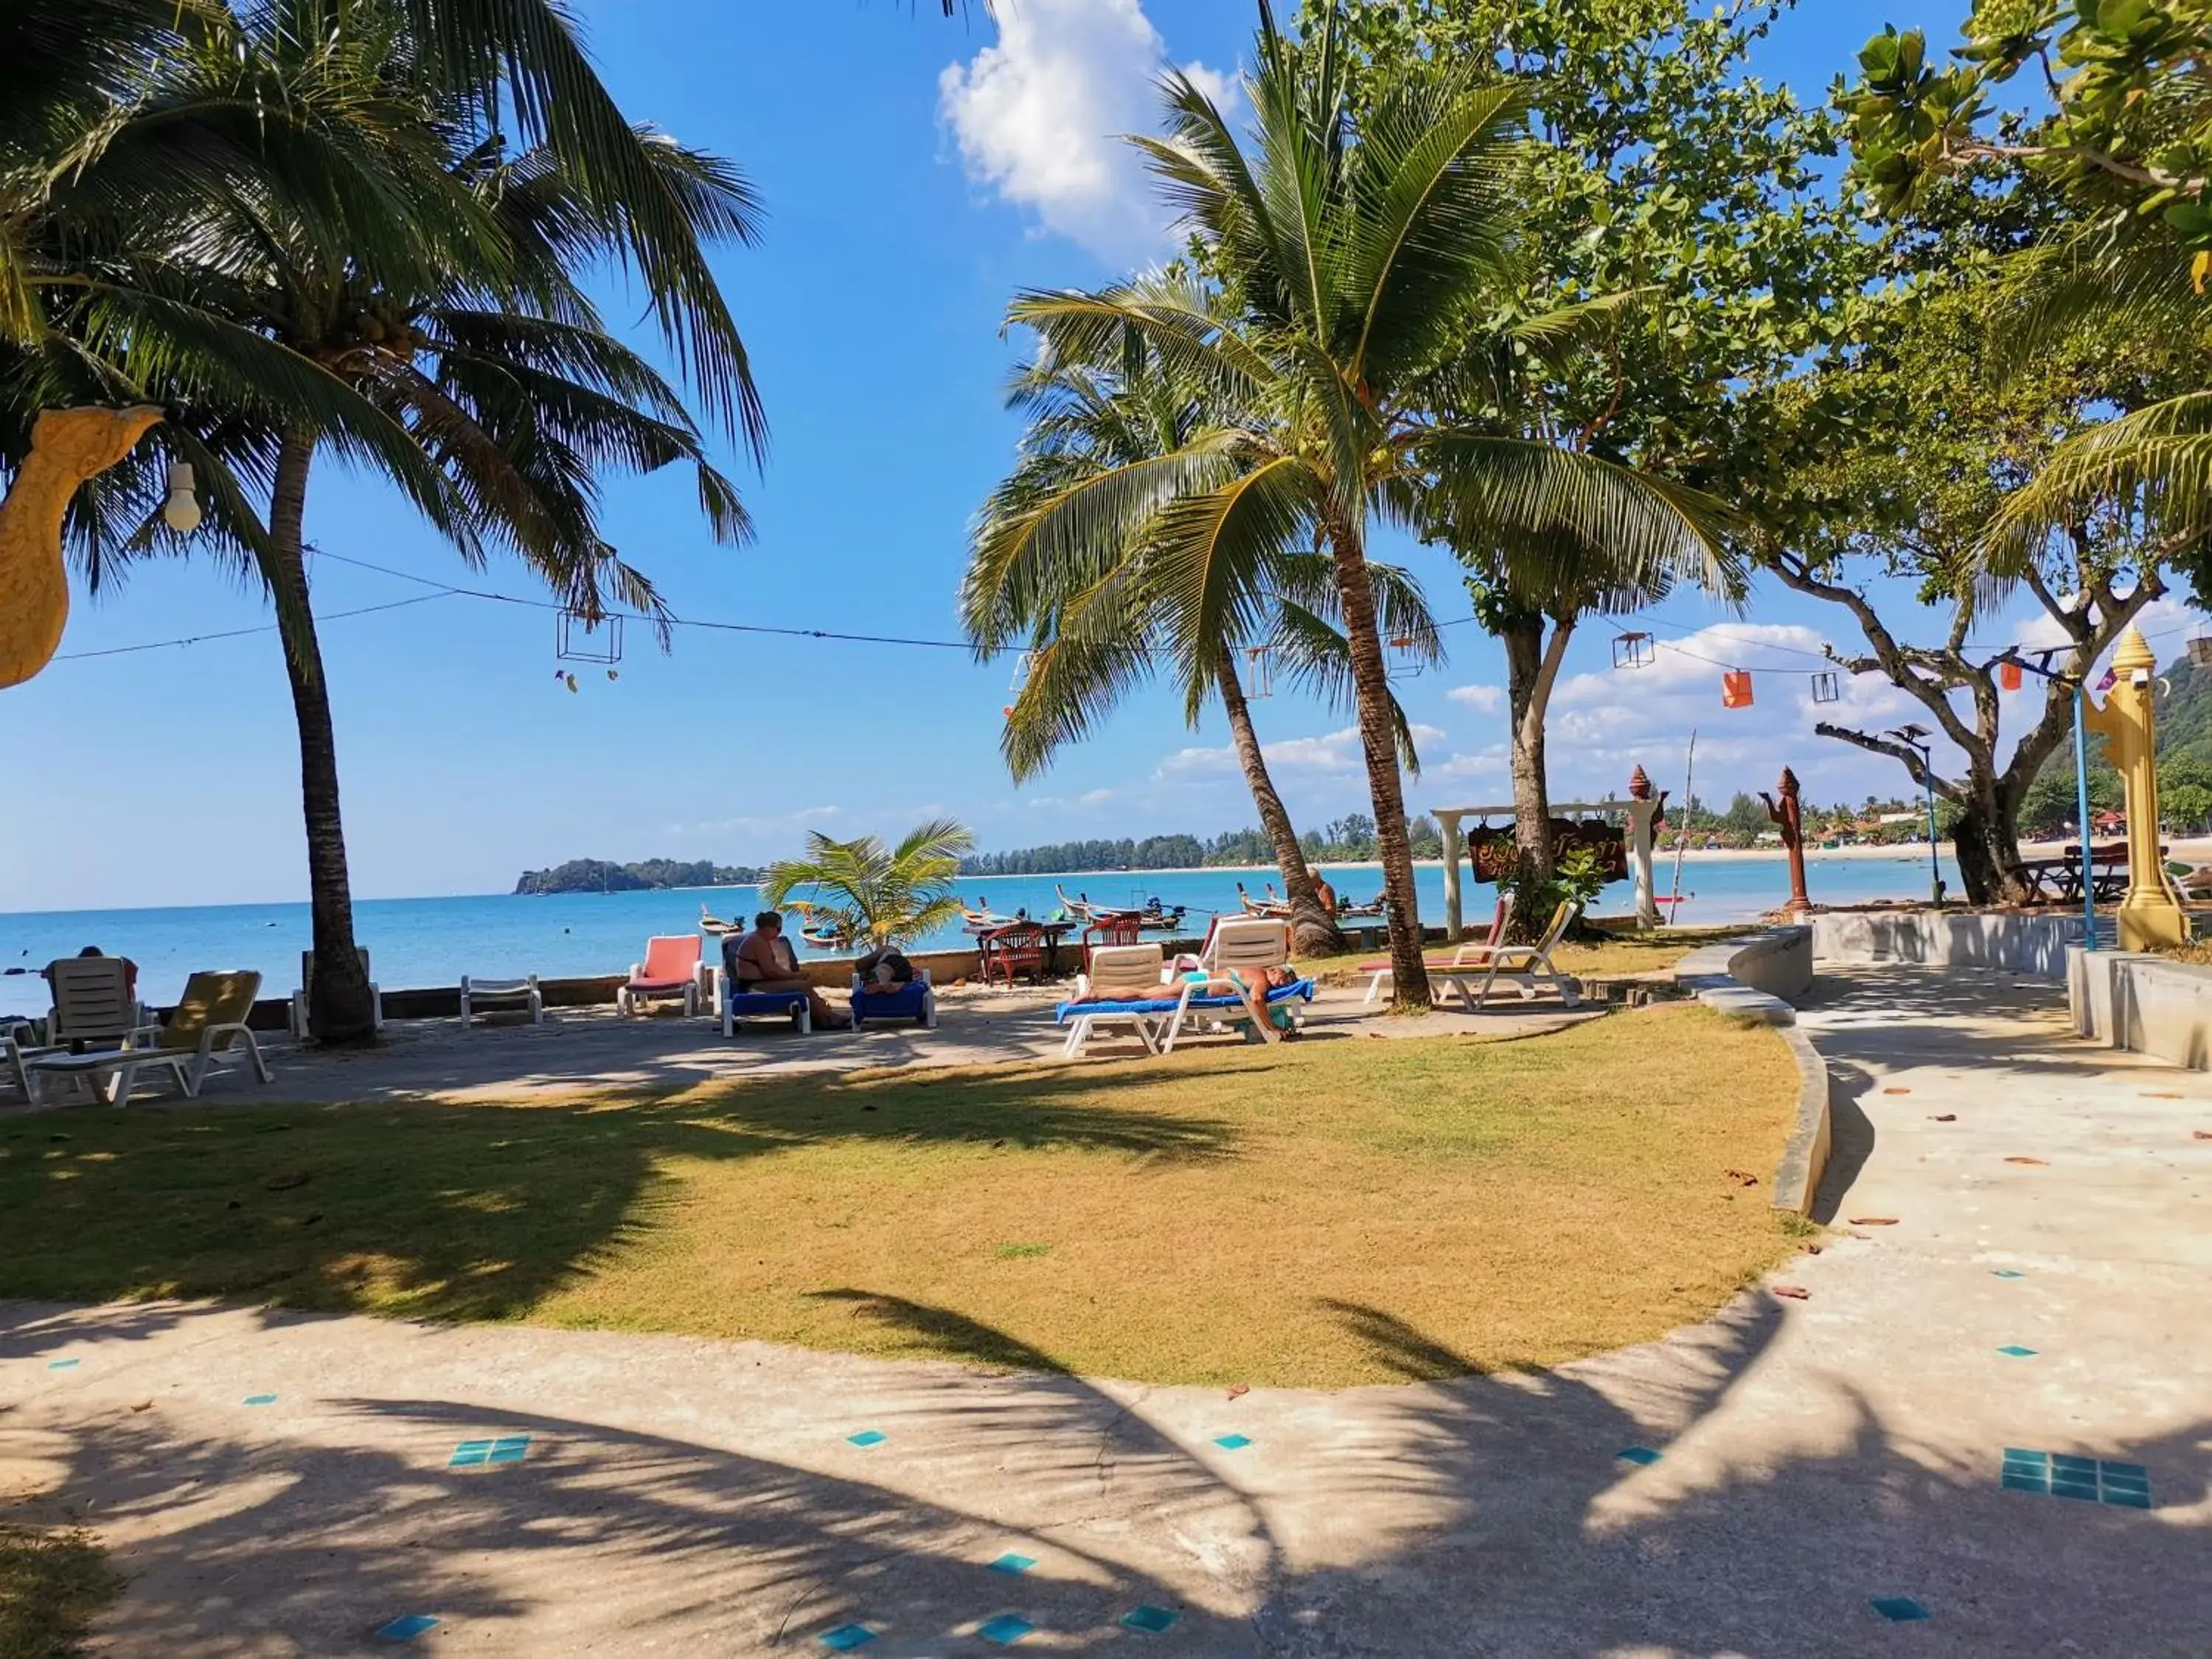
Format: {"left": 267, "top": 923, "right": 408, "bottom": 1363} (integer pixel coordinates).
{"left": 959, "top": 815, "right": 1448, "bottom": 877}
{"left": 514, "top": 858, "right": 765, "bottom": 896}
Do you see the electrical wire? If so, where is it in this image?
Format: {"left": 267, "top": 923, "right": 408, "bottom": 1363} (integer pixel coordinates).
{"left": 51, "top": 593, "right": 453, "bottom": 661}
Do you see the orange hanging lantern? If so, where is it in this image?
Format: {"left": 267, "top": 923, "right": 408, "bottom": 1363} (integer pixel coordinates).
{"left": 1999, "top": 661, "right": 2023, "bottom": 692}
{"left": 1722, "top": 670, "right": 1754, "bottom": 709}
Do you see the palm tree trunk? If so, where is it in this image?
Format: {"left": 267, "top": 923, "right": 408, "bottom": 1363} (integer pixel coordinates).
{"left": 268, "top": 426, "right": 376, "bottom": 1044}
{"left": 1216, "top": 647, "right": 1346, "bottom": 955}
{"left": 1326, "top": 517, "right": 1429, "bottom": 1007}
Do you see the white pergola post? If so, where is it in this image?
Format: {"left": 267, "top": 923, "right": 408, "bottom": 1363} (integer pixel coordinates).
{"left": 1436, "top": 810, "right": 1467, "bottom": 942}
{"left": 1624, "top": 797, "right": 1663, "bottom": 928}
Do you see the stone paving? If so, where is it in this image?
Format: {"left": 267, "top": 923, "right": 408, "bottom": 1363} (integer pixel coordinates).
{"left": 3, "top": 965, "right": 2208, "bottom": 1655}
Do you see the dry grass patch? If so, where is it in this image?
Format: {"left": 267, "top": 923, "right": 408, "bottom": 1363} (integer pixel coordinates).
{"left": 0, "top": 1526, "right": 116, "bottom": 1659}
{"left": 1, "top": 1004, "right": 1801, "bottom": 1388}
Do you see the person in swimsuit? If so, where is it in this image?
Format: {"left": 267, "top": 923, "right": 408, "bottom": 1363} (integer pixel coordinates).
{"left": 725, "top": 911, "right": 848, "bottom": 1029}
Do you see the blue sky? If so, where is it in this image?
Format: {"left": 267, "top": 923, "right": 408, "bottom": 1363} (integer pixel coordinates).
{"left": 8, "top": 0, "right": 2185, "bottom": 912}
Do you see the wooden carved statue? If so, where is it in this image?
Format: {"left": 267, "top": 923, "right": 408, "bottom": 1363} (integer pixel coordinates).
{"left": 0, "top": 406, "right": 164, "bottom": 689}
{"left": 1759, "top": 765, "right": 1812, "bottom": 915}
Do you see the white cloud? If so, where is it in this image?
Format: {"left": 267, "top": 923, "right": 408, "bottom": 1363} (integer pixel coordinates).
{"left": 939, "top": 0, "right": 1234, "bottom": 262}
{"left": 1447, "top": 683, "right": 1506, "bottom": 713}
{"left": 1155, "top": 723, "right": 1444, "bottom": 782}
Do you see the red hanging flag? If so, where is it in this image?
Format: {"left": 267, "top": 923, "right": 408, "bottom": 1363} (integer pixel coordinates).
{"left": 1722, "top": 670, "right": 1754, "bottom": 709}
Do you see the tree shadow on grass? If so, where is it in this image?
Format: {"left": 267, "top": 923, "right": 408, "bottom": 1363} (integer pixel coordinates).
{"left": 0, "top": 1062, "right": 1238, "bottom": 1333}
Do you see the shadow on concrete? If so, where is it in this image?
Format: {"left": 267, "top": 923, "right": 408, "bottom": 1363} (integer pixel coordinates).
{"left": 15, "top": 1290, "right": 2208, "bottom": 1655}
{"left": 1809, "top": 1058, "right": 1878, "bottom": 1225}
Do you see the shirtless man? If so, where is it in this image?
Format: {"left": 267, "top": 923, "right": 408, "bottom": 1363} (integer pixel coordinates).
{"left": 724, "top": 911, "right": 848, "bottom": 1029}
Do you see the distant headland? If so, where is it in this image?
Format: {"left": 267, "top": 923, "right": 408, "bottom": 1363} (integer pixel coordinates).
{"left": 513, "top": 858, "right": 766, "bottom": 896}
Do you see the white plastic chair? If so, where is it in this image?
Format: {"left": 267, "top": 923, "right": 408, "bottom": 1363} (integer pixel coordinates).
{"left": 290, "top": 948, "right": 383, "bottom": 1040}
{"left": 460, "top": 974, "right": 543, "bottom": 1028}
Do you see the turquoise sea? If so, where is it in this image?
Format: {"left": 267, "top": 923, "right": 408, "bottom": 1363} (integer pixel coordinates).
{"left": 0, "top": 852, "right": 1961, "bottom": 1015}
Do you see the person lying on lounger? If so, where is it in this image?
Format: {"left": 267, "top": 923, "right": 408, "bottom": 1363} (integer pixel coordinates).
{"left": 726, "top": 911, "right": 849, "bottom": 1029}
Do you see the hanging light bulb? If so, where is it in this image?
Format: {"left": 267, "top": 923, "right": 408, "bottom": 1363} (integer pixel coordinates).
{"left": 161, "top": 461, "right": 202, "bottom": 534}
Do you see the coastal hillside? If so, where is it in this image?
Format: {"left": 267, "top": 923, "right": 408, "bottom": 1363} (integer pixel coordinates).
{"left": 513, "top": 858, "right": 765, "bottom": 896}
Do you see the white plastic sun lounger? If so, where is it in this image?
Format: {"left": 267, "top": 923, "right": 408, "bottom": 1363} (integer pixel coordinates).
{"left": 1461, "top": 900, "right": 1582, "bottom": 1008}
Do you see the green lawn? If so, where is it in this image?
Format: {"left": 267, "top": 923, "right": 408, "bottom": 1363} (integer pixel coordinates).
{"left": 0, "top": 1527, "right": 116, "bottom": 1659}
{"left": 1304, "top": 925, "right": 1742, "bottom": 988}
{"left": 0, "top": 1004, "right": 1804, "bottom": 1388}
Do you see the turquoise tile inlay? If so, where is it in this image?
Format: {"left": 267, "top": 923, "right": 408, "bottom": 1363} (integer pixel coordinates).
{"left": 988, "top": 1553, "right": 1035, "bottom": 1575}
{"left": 1213, "top": 1433, "right": 1252, "bottom": 1450}
{"left": 818, "top": 1624, "right": 877, "bottom": 1651}
{"left": 1869, "top": 1597, "right": 1930, "bottom": 1623}
{"left": 978, "top": 1615, "right": 1033, "bottom": 1645}
{"left": 1615, "top": 1446, "right": 1663, "bottom": 1467}
{"left": 1121, "top": 1605, "right": 1179, "bottom": 1634}
{"left": 45, "top": 1359, "right": 78, "bottom": 1371}
{"left": 1998, "top": 1448, "right": 2153, "bottom": 1507}
{"left": 1996, "top": 1345, "right": 2037, "bottom": 1357}
{"left": 375, "top": 1615, "right": 441, "bottom": 1641}
{"left": 847, "top": 1430, "right": 887, "bottom": 1447}
{"left": 243, "top": 1394, "right": 277, "bottom": 1407}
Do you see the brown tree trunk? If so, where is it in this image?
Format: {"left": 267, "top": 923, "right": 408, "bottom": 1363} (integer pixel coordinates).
{"left": 1501, "top": 614, "right": 1557, "bottom": 939}
{"left": 1951, "top": 771, "right": 2031, "bottom": 907}
{"left": 1326, "top": 516, "right": 1428, "bottom": 1006}
{"left": 1217, "top": 648, "right": 1346, "bottom": 956}
{"left": 268, "top": 427, "right": 377, "bottom": 1043}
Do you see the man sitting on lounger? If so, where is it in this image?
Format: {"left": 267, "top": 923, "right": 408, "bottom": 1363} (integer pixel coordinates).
{"left": 726, "top": 911, "right": 849, "bottom": 1029}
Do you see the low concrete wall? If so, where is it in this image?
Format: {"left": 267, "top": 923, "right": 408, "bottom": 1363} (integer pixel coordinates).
{"left": 1813, "top": 910, "right": 2088, "bottom": 980}
{"left": 1664, "top": 928, "right": 1829, "bottom": 1215}
{"left": 2069, "top": 947, "right": 2212, "bottom": 1069}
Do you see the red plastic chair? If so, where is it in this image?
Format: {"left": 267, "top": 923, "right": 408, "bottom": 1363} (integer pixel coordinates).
{"left": 1082, "top": 914, "right": 1142, "bottom": 969}
{"left": 979, "top": 922, "right": 1051, "bottom": 988}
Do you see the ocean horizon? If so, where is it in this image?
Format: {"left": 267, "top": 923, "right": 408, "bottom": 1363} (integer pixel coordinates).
{"left": 0, "top": 852, "right": 1962, "bottom": 1015}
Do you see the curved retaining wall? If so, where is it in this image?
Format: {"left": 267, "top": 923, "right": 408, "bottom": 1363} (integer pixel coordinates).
{"left": 1812, "top": 910, "right": 2089, "bottom": 980}
{"left": 1669, "top": 928, "right": 1829, "bottom": 1217}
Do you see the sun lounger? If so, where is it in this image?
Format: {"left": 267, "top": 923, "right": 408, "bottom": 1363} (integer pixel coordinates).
{"left": 43, "top": 956, "right": 143, "bottom": 1049}
{"left": 2, "top": 1018, "right": 47, "bottom": 1099}
{"left": 1461, "top": 900, "right": 1582, "bottom": 1008}
{"left": 716, "top": 967, "right": 814, "bottom": 1037}
{"left": 1057, "top": 967, "right": 1316, "bottom": 1057}
{"left": 850, "top": 969, "right": 935, "bottom": 1029}
{"left": 1057, "top": 943, "right": 1172, "bottom": 1055}
{"left": 618, "top": 936, "right": 704, "bottom": 1017}
{"left": 1361, "top": 897, "right": 1509, "bottom": 1004}
{"left": 460, "top": 974, "right": 543, "bottom": 1027}
{"left": 21, "top": 970, "right": 272, "bottom": 1105}
{"left": 289, "top": 948, "right": 383, "bottom": 1040}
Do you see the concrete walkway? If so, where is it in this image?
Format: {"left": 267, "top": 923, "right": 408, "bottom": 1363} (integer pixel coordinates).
{"left": 4, "top": 967, "right": 2208, "bottom": 1655}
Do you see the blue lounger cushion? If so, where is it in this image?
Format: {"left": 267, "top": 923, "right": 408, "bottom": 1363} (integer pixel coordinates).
{"left": 1055, "top": 978, "right": 1315, "bottom": 1024}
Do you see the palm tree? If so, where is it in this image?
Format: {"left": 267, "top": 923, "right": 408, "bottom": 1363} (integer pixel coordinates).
{"left": 999, "top": 4, "right": 1728, "bottom": 1005}
{"left": 763, "top": 821, "right": 977, "bottom": 950}
{"left": 4, "top": 1, "right": 761, "bottom": 1041}
{"left": 963, "top": 278, "right": 1441, "bottom": 955}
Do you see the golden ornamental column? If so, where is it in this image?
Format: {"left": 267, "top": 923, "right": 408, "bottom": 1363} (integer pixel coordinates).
{"left": 0, "top": 406, "right": 164, "bottom": 689}
{"left": 2081, "top": 625, "right": 2188, "bottom": 951}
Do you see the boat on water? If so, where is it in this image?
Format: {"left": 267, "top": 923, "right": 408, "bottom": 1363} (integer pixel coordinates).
{"left": 787, "top": 900, "right": 855, "bottom": 950}
{"left": 698, "top": 902, "right": 734, "bottom": 935}
{"left": 1234, "top": 881, "right": 1294, "bottom": 920}
{"left": 1335, "top": 891, "right": 1388, "bottom": 920}
{"left": 1054, "top": 884, "right": 1189, "bottom": 933}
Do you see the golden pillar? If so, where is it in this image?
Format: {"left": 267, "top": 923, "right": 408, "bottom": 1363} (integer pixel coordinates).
{"left": 2081, "top": 625, "right": 2188, "bottom": 951}
{"left": 0, "top": 406, "right": 164, "bottom": 689}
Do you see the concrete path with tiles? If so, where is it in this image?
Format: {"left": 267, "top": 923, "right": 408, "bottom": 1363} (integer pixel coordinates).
{"left": 4, "top": 967, "right": 2208, "bottom": 1655}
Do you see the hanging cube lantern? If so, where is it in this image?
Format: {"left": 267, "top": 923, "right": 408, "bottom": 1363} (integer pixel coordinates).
{"left": 1386, "top": 635, "right": 1425, "bottom": 680}
{"left": 1245, "top": 644, "right": 1276, "bottom": 700}
{"left": 1613, "top": 631, "right": 1655, "bottom": 670}
{"left": 2189, "top": 633, "right": 2212, "bottom": 668}
{"left": 2000, "top": 659, "right": 2024, "bottom": 692}
{"left": 556, "top": 609, "right": 623, "bottom": 666}
{"left": 1810, "top": 670, "right": 1841, "bottom": 704}
{"left": 1721, "top": 669, "right": 1755, "bottom": 709}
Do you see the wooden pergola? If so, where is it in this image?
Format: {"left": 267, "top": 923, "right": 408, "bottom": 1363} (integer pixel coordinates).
{"left": 1431, "top": 796, "right": 1666, "bottom": 939}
